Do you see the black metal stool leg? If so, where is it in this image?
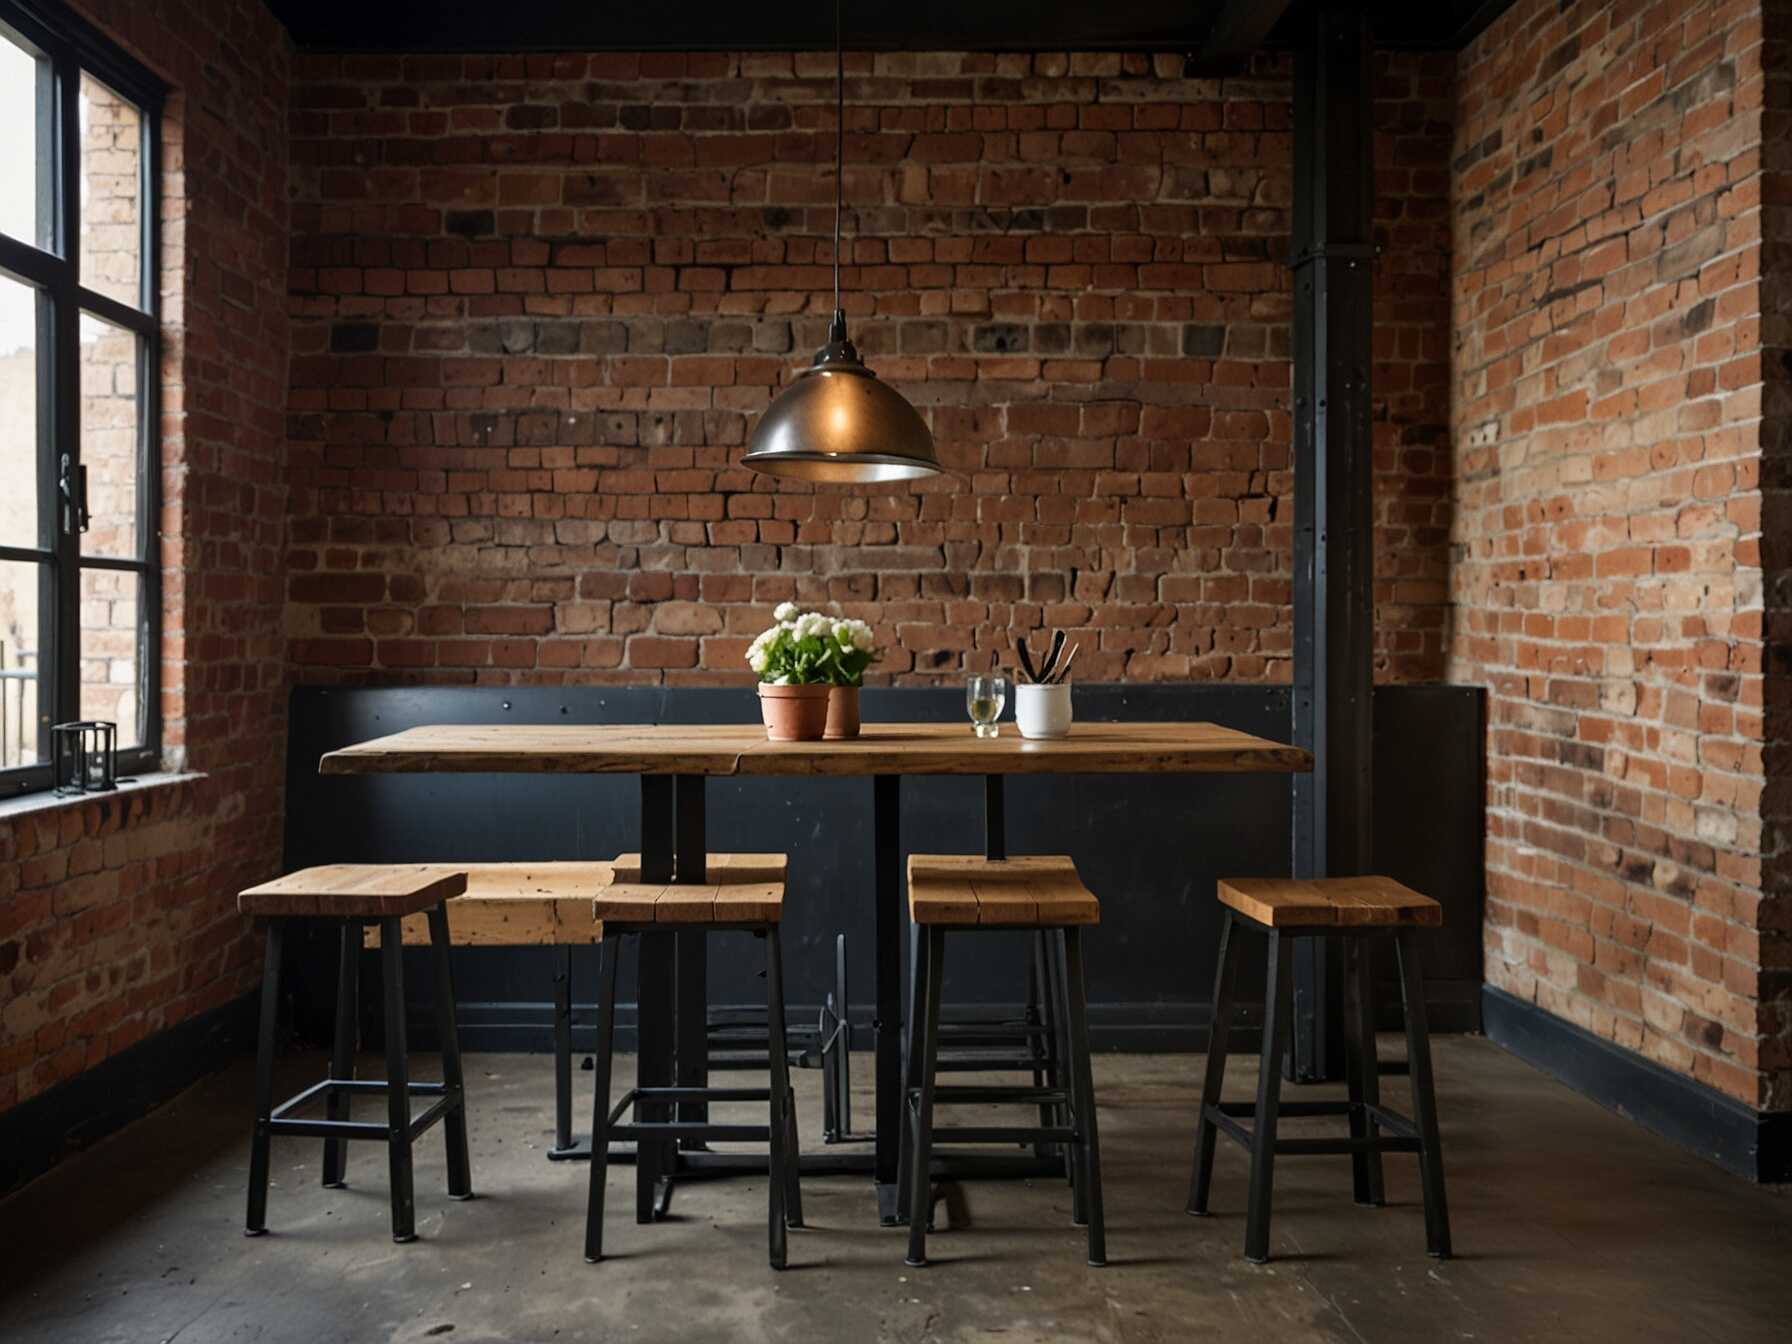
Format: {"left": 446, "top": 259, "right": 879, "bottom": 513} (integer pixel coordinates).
{"left": 905, "top": 926, "right": 945, "bottom": 1267}
{"left": 767, "top": 926, "right": 802, "bottom": 1231}
{"left": 427, "top": 902, "right": 473, "bottom": 1200}
{"left": 1342, "top": 935, "right": 1385, "bottom": 1207}
{"left": 1044, "top": 929, "right": 1075, "bottom": 1186}
{"left": 1397, "top": 930, "right": 1452, "bottom": 1259}
{"left": 1057, "top": 929, "right": 1086, "bottom": 1227}
{"left": 1188, "top": 908, "right": 1241, "bottom": 1216}
{"left": 1244, "top": 929, "right": 1293, "bottom": 1264}
{"left": 380, "top": 916, "right": 418, "bottom": 1243}
{"left": 897, "top": 922, "right": 924, "bottom": 1224}
{"left": 584, "top": 935, "right": 622, "bottom": 1262}
{"left": 764, "top": 929, "right": 792, "bottom": 1268}
{"left": 245, "top": 921, "right": 283, "bottom": 1235}
{"left": 1062, "top": 926, "right": 1105, "bottom": 1267}
{"left": 1026, "top": 934, "right": 1053, "bottom": 1158}
{"left": 322, "top": 921, "right": 358, "bottom": 1190}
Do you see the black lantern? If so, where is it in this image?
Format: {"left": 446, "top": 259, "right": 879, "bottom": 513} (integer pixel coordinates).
{"left": 52, "top": 720, "right": 117, "bottom": 796}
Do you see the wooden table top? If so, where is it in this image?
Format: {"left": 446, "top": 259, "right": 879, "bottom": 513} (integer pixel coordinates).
{"left": 319, "top": 720, "right": 1312, "bottom": 777}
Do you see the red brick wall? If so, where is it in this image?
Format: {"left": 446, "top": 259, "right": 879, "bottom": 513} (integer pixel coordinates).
{"left": 1452, "top": 0, "right": 1783, "bottom": 1106}
{"left": 0, "top": 0, "right": 289, "bottom": 1114}
{"left": 286, "top": 50, "right": 1454, "bottom": 687}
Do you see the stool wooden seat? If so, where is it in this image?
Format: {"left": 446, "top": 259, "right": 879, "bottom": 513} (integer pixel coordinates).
{"left": 1217, "top": 876, "right": 1441, "bottom": 929}
{"left": 1189, "top": 875, "right": 1451, "bottom": 1263}
{"left": 585, "top": 854, "right": 801, "bottom": 1270}
{"left": 907, "top": 855, "right": 1100, "bottom": 927}
{"left": 900, "top": 854, "right": 1104, "bottom": 1269}
{"left": 240, "top": 865, "right": 472, "bottom": 1244}
{"left": 239, "top": 864, "right": 466, "bottom": 918}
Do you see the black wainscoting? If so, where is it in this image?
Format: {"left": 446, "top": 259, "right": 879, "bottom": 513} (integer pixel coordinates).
{"left": 282, "top": 683, "right": 1485, "bottom": 1052}
{"left": 0, "top": 991, "right": 257, "bottom": 1197}
{"left": 1484, "top": 987, "right": 1792, "bottom": 1183}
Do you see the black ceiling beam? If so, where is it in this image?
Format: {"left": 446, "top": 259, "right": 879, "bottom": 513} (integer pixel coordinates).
{"left": 1184, "top": 0, "right": 1295, "bottom": 76}
{"left": 265, "top": 0, "right": 1519, "bottom": 55}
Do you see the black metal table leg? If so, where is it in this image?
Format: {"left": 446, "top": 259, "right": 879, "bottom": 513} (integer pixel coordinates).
{"left": 675, "top": 775, "right": 710, "bottom": 1149}
{"left": 635, "top": 776, "right": 677, "bottom": 1220}
{"left": 873, "top": 773, "right": 903, "bottom": 1223}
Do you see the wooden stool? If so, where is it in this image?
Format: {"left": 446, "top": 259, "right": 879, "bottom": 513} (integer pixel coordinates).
{"left": 1187, "top": 876, "right": 1452, "bottom": 1263}
{"left": 900, "top": 855, "right": 1105, "bottom": 1268}
{"left": 367, "top": 862, "right": 609, "bottom": 1158}
{"left": 584, "top": 855, "right": 802, "bottom": 1270}
{"left": 239, "top": 865, "right": 473, "bottom": 1243}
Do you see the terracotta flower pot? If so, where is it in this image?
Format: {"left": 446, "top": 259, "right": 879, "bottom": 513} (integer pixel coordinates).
{"left": 758, "top": 682, "right": 831, "bottom": 741}
{"left": 825, "top": 685, "right": 861, "bottom": 740}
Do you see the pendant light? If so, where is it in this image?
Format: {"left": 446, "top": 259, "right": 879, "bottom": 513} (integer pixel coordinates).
{"left": 741, "top": 0, "right": 941, "bottom": 484}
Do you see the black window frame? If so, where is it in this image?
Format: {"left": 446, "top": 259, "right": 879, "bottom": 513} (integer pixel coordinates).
{"left": 0, "top": 0, "right": 166, "bottom": 797}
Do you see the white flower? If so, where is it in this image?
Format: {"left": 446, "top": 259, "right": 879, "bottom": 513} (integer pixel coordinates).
{"left": 848, "top": 619, "right": 874, "bottom": 652}
{"left": 773, "top": 601, "right": 798, "bottom": 622}
{"left": 795, "top": 612, "right": 830, "bottom": 640}
{"left": 746, "top": 626, "right": 779, "bottom": 674}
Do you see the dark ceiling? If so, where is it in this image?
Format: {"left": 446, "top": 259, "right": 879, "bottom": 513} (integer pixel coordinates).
{"left": 265, "top": 1, "right": 1515, "bottom": 57}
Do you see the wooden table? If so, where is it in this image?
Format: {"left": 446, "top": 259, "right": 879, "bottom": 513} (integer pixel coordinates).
{"left": 322, "top": 720, "right": 1312, "bottom": 1223}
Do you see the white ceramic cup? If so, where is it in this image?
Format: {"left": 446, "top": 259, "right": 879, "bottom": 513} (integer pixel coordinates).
{"left": 1014, "top": 682, "right": 1072, "bottom": 739}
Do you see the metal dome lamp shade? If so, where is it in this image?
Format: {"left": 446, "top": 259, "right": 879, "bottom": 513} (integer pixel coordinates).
{"left": 741, "top": 2, "right": 941, "bottom": 485}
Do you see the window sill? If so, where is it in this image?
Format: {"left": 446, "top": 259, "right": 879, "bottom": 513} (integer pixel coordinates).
{"left": 0, "top": 770, "right": 205, "bottom": 824}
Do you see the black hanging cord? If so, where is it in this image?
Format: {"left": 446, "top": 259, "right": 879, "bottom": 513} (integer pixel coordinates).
{"left": 833, "top": 0, "right": 843, "bottom": 321}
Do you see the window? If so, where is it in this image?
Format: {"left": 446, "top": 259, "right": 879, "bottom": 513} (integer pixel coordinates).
{"left": 0, "top": 1, "right": 163, "bottom": 795}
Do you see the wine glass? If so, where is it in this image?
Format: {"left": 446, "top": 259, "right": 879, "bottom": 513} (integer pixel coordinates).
{"left": 966, "top": 675, "right": 1006, "bottom": 738}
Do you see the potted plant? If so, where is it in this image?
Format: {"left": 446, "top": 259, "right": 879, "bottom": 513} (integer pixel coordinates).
{"left": 747, "top": 603, "right": 877, "bottom": 741}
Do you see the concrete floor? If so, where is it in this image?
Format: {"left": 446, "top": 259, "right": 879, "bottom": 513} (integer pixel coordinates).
{"left": 1, "top": 1039, "right": 1789, "bottom": 1343}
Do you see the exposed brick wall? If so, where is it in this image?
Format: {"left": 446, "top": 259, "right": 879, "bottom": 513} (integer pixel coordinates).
{"left": 1451, "top": 0, "right": 1784, "bottom": 1106}
{"left": 0, "top": 0, "right": 289, "bottom": 1115}
{"left": 285, "top": 49, "right": 1454, "bottom": 687}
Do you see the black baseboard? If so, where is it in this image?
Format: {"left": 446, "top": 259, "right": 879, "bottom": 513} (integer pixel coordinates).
{"left": 0, "top": 991, "right": 259, "bottom": 1198}
{"left": 411, "top": 986, "right": 1483, "bottom": 1056}
{"left": 1483, "top": 986, "right": 1791, "bottom": 1183}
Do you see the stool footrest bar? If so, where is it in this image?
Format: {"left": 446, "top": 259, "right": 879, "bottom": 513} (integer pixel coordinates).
{"left": 930, "top": 1086, "right": 1070, "bottom": 1105}
{"left": 1205, "top": 1103, "right": 1425, "bottom": 1156}
{"left": 611, "top": 1123, "right": 771, "bottom": 1143}
{"left": 267, "top": 1118, "right": 389, "bottom": 1140}
{"left": 923, "top": 1125, "right": 1077, "bottom": 1146}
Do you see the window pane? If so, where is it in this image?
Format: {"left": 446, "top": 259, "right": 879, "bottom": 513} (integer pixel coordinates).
{"left": 0, "top": 34, "right": 50, "bottom": 250}
{"left": 80, "top": 311, "right": 141, "bottom": 559}
{"left": 79, "top": 73, "right": 143, "bottom": 307}
{"left": 80, "top": 566, "right": 144, "bottom": 750}
{"left": 0, "top": 273, "right": 43, "bottom": 548}
{"left": 0, "top": 558, "right": 46, "bottom": 769}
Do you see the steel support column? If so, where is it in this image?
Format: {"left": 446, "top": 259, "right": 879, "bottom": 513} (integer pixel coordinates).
{"left": 1288, "top": 8, "right": 1375, "bottom": 1082}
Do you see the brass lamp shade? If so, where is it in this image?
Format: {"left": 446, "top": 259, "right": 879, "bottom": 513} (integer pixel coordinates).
{"left": 743, "top": 322, "right": 941, "bottom": 484}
